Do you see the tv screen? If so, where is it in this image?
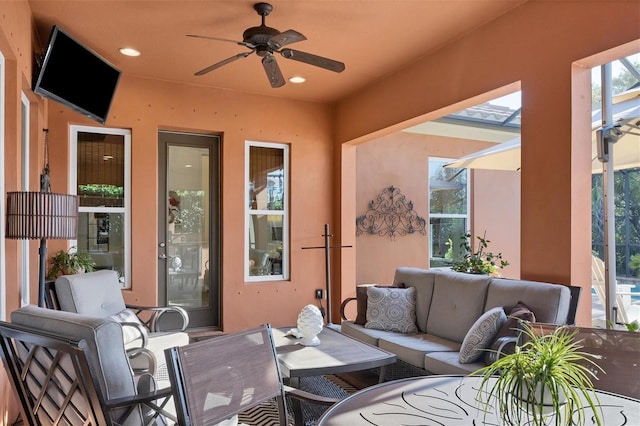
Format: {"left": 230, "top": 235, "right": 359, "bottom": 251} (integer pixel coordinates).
{"left": 33, "top": 25, "right": 121, "bottom": 125}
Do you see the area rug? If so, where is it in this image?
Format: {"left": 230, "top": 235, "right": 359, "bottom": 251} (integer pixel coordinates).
{"left": 238, "top": 374, "right": 357, "bottom": 426}
{"left": 238, "top": 361, "right": 430, "bottom": 425}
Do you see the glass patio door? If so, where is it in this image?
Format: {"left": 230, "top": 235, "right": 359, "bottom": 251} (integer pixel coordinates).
{"left": 158, "top": 131, "right": 220, "bottom": 328}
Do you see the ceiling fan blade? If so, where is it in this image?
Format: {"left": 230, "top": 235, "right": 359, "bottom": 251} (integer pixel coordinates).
{"left": 187, "top": 34, "right": 254, "bottom": 48}
{"left": 268, "top": 29, "right": 306, "bottom": 49}
{"left": 195, "top": 52, "right": 253, "bottom": 76}
{"left": 280, "top": 49, "right": 345, "bottom": 73}
{"left": 261, "top": 54, "right": 285, "bottom": 88}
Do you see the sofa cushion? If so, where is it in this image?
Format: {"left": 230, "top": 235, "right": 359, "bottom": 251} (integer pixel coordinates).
{"left": 341, "top": 321, "right": 406, "bottom": 347}
{"left": 424, "top": 351, "right": 485, "bottom": 375}
{"left": 365, "top": 287, "right": 418, "bottom": 333}
{"left": 355, "top": 283, "right": 404, "bottom": 325}
{"left": 378, "top": 334, "right": 460, "bottom": 368}
{"left": 426, "top": 271, "right": 491, "bottom": 343}
{"left": 55, "top": 270, "right": 126, "bottom": 317}
{"left": 393, "top": 267, "right": 436, "bottom": 332}
{"left": 459, "top": 307, "right": 506, "bottom": 363}
{"left": 484, "top": 278, "right": 570, "bottom": 324}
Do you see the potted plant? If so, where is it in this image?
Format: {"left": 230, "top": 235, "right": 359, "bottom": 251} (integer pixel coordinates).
{"left": 473, "top": 322, "right": 603, "bottom": 426}
{"left": 46, "top": 248, "right": 95, "bottom": 280}
{"left": 451, "top": 231, "right": 509, "bottom": 275}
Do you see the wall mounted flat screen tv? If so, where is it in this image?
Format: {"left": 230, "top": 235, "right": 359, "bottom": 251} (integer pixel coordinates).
{"left": 33, "top": 25, "right": 121, "bottom": 125}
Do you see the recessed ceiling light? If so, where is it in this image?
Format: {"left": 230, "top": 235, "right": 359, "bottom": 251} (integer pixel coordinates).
{"left": 119, "top": 47, "right": 141, "bottom": 57}
{"left": 289, "top": 76, "right": 306, "bottom": 84}
{"left": 103, "top": 155, "right": 114, "bottom": 161}
{"left": 185, "top": 164, "right": 193, "bottom": 168}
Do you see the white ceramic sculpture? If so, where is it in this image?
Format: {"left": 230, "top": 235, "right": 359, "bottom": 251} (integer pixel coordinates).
{"left": 297, "top": 304, "right": 323, "bottom": 346}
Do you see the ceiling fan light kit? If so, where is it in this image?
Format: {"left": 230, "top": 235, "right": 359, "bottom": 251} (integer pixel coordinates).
{"left": 188, "top": 2, "right": 345, "bottom": 88}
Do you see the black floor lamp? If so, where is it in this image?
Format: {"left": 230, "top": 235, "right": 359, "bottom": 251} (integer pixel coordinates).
{"left": 5, "top": 129, "right": 78, "bottom": 307}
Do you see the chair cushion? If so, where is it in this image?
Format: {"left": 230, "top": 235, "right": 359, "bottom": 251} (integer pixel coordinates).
{"left": 365, "top": 287, "right": 418, "bottom": 333}
{"left": 459, "top": 307, "right": 506, "bottom": 363}
{"left": 11, "top": 305, "right": 137, "bottom": 401}
{"left": 55, "top": 270, "right": 126, "bottom": 317}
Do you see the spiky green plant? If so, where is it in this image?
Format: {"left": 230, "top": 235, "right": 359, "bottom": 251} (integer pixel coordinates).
{"left": 473, "top": 323, "right": 603, "bottom": 426}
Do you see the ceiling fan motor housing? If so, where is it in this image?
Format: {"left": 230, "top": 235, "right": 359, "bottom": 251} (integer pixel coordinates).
{"left": 243, "top": 25, "right": 280, "bottom": 56}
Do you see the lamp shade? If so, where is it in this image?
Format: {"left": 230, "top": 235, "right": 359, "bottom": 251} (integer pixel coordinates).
{"left": 6, "top": 192, "right": 79, "bottom": 240}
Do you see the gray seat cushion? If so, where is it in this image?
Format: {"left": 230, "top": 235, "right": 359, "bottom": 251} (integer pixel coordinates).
{"left": 378, "top": 334, "right": 460, "bottom": 368}
{"left": 424, "top": 351, "right": 485, "bottom": 375}
{"left": 341, "top": 321, "right": 403, "bottom": 347}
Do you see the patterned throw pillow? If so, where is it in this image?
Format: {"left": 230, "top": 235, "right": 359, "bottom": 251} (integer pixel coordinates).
{"left": 355, "top": 283, "right": 405, "bottom": 325}
{"left": 365, "top": 286, "right": 418, "bottom": 333}
{"left": 459, "top": 307, "right": 507, "bottom": 364}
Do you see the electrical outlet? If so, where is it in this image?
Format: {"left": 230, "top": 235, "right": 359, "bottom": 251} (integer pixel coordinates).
{"left": 315, "top": 289, "right": 323, "bottom": 299}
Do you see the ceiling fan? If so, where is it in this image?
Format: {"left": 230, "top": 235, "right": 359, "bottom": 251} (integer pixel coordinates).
{"left": 187, "top": 2, "right": 345, "bottom": 88}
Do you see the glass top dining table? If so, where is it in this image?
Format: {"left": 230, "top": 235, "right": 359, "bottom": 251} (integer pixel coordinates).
{"left": 316, "top": 375, "right": 640, "bottom": 425}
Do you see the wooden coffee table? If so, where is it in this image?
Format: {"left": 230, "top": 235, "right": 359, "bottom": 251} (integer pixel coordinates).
{"left": 272, "top": 327, "right": 396, "bottom": 424}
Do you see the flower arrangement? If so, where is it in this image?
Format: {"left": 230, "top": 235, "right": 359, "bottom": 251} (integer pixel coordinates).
{"left": 451, "top": 231, "right": 509, "bottom": 275}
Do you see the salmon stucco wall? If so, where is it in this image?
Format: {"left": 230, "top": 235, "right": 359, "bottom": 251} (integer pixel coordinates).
{"left": 44, "top": 74, "right": 336, "bottom": 333}
{"left": 349, "top": 130, "right": 521, "bottom": 322}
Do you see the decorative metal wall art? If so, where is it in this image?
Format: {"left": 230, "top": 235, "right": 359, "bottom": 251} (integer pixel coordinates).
{"left": 356, "top": 186, "right": 427, "bottom": 240}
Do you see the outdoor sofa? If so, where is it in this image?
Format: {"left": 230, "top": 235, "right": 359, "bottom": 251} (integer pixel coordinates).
{"left": 340, "top": 267, "right": 578, "bottom": 375}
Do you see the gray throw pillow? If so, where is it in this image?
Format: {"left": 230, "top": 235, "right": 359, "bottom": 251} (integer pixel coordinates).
{"left": 365, "top": 286, "right": 418, "bottom": 333}
{"left": 459, "top": 307, "right": 507, "bottom": 364}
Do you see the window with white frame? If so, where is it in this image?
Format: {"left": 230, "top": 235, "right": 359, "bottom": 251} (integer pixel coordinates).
{"left": 428, "top": 157, "right": 469, "bottom": 268}
{"left": 70, "top": 126, "right": 131, "bottom": 288}
{"left": 245, "top": 141, "right": 288, "bottom": 281}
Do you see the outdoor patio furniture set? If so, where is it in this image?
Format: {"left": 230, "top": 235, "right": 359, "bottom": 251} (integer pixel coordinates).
{"left": 3, "top": 268, "right": 638, "bottom": 425}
